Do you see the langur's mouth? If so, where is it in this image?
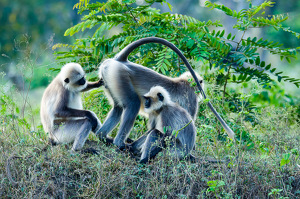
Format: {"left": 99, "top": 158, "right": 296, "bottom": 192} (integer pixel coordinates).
{"left": 144, "top": 96, "right": 151, "bottom": 108}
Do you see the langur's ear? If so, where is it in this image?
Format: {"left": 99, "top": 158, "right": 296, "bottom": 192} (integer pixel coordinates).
{"left": 64, "top": 78, "right": 70, "bottom": 83}
{"left": 157, "top": 93, "right": 164, "bottom": 101}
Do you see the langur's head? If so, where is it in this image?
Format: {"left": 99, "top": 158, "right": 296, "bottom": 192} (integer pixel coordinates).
{"left": 143, "top": 86, "right": 172, "bottom": 114}
{"left": 60, "top": 63, "right": 87, "bottom": 92}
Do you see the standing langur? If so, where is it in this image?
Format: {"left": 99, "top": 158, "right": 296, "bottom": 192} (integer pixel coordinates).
{"left": 97, "top": 37, "right": 234, "bottom": 150}
{"left": 40, "top": 63, "right": 103, "bottom": 152}
{"left": 128, "top": 86, "right": 197, "bottom": 163}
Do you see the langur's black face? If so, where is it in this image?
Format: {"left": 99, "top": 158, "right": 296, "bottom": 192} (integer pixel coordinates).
{"left": 144, "top": 96, "right": 151, "bottom": 108}
{"left": 77, "top": 77, "right": 86, "bottom": 85}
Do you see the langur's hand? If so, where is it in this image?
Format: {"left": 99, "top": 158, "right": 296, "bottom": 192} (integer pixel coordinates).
{"left": 88, "top": 111, "right": 102, "bottom": 132}
{"left": 95, "top": 79, "right": 104, "bottom": 87}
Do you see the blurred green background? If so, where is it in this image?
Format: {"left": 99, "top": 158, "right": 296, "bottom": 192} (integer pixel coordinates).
{"left": 0, "top": 0, "right": 299, "bottom": 94}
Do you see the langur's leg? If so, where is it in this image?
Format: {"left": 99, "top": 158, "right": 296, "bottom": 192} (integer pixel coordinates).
{"left": 51, "top": 119, "right": 97, "bottom": 153}
{"left": 96, "top": 105, "right": 123, "bottom": 143}
{"left": 99, "top": 64, "right": 140, "bottom": 148}
{"left": 140, "top": 129, "right": 166, "bottom": 164}
{"left": 72, "top": 119, "right": 93, "bottom": 151}
{"left": 139, "top": 132, "right": 195, "bottom": 163}
{"left": 113, "top": 92, "right": 140, "bottom": 149}
{"left": 126, "top": 130, "right": 153, "bottom": 155}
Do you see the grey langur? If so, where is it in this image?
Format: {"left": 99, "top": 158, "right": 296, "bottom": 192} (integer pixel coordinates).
{"left": 97, "top": 38, "right": 205, "bottom": 149}
{"left": 40, "top": 63, "right": 103, "bottom": 152}
{"left": 97, "top": 37, "right": 235, "bottom": 149}
{"left": 128, "top": 86, "right": 197, "bottom": 163}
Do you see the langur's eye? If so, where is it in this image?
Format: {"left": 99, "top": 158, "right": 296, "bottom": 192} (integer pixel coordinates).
{"left": 157, "top": 93, "right": 164, "bottom": 101}
{"left": 64, "top": 78, "right": 70, "bottom": 83}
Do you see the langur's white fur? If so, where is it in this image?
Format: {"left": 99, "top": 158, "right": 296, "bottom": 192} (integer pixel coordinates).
{"left": 40, "top": 63, "right": 102, "bottom": 151}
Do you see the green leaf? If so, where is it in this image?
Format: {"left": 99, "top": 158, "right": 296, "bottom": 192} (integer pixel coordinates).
{"left": 166, "top": 2, "right": 173, "bottom": 11}
{"left": 265, "top": 64, "right": 271, "bottom": 70}
{"left": 280, "top": 153, "right": 290, "bottom": 167}
{"left": 246, "top": 76, "right": 252, "bottom": 82}
{"left": 204, "top": 27, "right": 209, "bottom": 33}
{"left": 220, "top": 30, "right": 225, "bottom": 37}
{"left": 283, "top": 153, "right": 290, "bottom": 160}
{"left": 64, "top": 28, "right": 71, "bottom": 36}
{"left": 227, "top": 33, "right": 231, "bottom": 40}
{"left": 238, "top": 74, "right": 243, "bottom": 81}
{"left": 232, "top": 74, "right": 236, "bottom": 81}
{"left": 255, "top": 57, "right": 260, "bottom": 65}
{"left": 291, "top": 148, "right": 299, "bottom": 156}
{"left": 186, "top": 39, "right": 194, "bottom": 48}
{"left": 164, "top": 59, "right": 171, "bottom": 66}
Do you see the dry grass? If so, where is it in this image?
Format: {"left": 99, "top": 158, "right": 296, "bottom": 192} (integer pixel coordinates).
{"left": 1, "top": 88, "right": 299, "bottom": 199}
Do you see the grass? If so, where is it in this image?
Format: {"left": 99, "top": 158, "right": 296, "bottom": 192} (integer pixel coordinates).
{"left": 0, "top": 81, "right": 299, "bottom": 198}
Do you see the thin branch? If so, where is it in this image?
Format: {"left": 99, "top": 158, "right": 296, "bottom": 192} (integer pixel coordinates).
{"left": 223, "top": 31, "right": 246, "bottom": 99}
{"left": 125, "top": 4, "right": 139, "bottom": 25}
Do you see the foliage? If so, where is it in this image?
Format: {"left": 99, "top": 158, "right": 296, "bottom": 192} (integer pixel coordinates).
{"left": 54, "top": 0, "right": 300, "bottom": 94}
{"left": 250, "top": 81, "right": 299, "bottom": 107}
{"left": 205, "top": 1, "right": 300, "bottom": 87}
{"left": 262, "top": 1, "right": 300, "bottom": 49}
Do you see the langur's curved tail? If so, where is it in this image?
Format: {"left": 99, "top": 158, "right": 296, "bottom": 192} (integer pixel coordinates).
{"left": 116, "top": 37, "right": 235, "bottom": 139}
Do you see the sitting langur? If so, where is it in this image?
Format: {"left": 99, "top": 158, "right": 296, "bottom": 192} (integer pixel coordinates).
{"left": 128, "top": 86, "right": 196, "bottom": 163}
{"left": 40, "top": 63, "right": 103, "bottom": 152}
{"left": 97, "top": 39, "right": 204, "bottom": 149}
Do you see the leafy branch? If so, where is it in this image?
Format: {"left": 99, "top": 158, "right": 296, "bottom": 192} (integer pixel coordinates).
{"left": 54, "top": 0, "right": 300, "bottom": 92}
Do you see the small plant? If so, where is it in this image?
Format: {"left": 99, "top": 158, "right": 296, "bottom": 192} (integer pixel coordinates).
{"left": 206, "top": 180, "right": 225, "bottom": 196}
{"left": 268, "top": 188, "right": 283, "bottom": 198}
{"left": 205, "top": 170, "right": 227, "bottom": 198}
{"left": 280, "top": 153, "right": 291, "bottom": 167}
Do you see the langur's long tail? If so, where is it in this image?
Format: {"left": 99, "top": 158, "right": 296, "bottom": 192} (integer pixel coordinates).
{"left": 116, "top": 37, "right": 235, "bottom": 140}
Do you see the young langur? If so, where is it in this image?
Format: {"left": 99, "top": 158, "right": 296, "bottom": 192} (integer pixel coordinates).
{"left": 97, "top": 37, "right": 234, "bottom": 150}
{"left": 128, "top": 86, "right": 196, "bottom": 163}
{"left": 40, "top": 63, "right": 103, "bottom": 153}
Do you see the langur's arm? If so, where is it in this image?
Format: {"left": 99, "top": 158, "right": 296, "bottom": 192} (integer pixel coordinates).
{"left": 53, "top": 94, "right": 98, "bottom": 128}
{"left": 55, "top": 107, "right": 99, "bottom": 130}
{"left": 54, "top": 107, "right": 92, "bottom": 118}
{"left": 81, "top": 79, "right": 104, "bottom": 92}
